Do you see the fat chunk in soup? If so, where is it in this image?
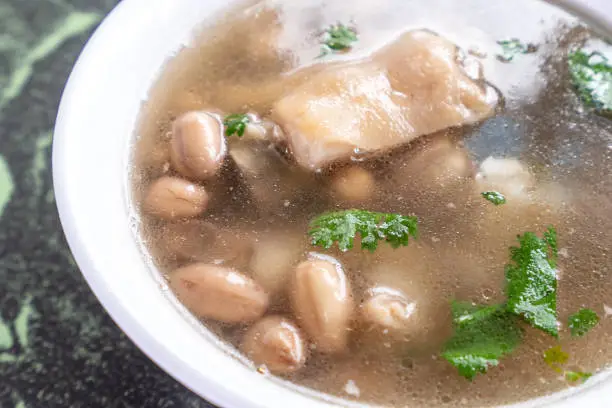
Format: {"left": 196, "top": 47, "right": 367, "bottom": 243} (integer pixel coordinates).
{"left": 273, "top": 30, "right": 498, "bottom": 169}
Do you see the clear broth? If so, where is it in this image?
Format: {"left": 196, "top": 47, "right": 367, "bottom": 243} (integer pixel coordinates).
{"left": 131, "top": 0, "right": 612, "bottom": 406}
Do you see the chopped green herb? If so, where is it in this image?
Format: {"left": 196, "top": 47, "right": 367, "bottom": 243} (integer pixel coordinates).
{"left": 308, "top": 209, "right": 418, "bottom": 252}
{"left": 568, "top": 308, "right": 599, "bottom": 337}
{"left": 481, "top": 191, "right": 507, "bottom": 206}
{"left": 543, "top": 345, "right": 569, "bottom": 373}
{"left": 568, "top": 49, "right": 612, "bottom": 116}
{"left": 543, "top": 346, "right": 593, "bottom": 382}
{"left": 505, "top": 228, "right": 559, "bottom": 337}
{"left": 565, "top": 371, "right": 592, "bottom": 383}
{"left": 223, "top": 114, "right": 250, "bottom": 137}
{"left": 543, "top": 226, "right": 558, "bottom": 268}
{"left": 319, "top": 23, "right": 358, "bottom": 57}
{"left": 442, "top": 302, "right": 523, "bottom": 380}
{"left": 496, "top": 39, "right": 538, "bottom": 62}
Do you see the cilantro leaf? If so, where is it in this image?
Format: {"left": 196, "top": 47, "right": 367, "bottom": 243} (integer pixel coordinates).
{"left": 505, "top": 229, "right": 559, "bottom": 337}
{"left": 442, "top": 302, "right": 522, "bottom": 380}
{"left": 481, "top": 191, "right": 507, "bottom": 206}
{"left": 319, "top": 23, "right": 358, "bottom": 57}
{"left": 543, "top": 345, "right": 569, "bottom": 373}
{"left": 223, "top": 114, "right": 250, "bottom": 137}
{"left": 496, "top": 39, "right": 538, "bottom": 62}
{"left": 568, "top": 50, "right": 612, "bottom": 116}
{"left": 568, "top": 308, "right": 599, "bottom": 337}
{"left": 565, "top": 371, "right": 592, "bottom": 383}
{"left": 308, "top": 209, "right": 418, "bottom": 252}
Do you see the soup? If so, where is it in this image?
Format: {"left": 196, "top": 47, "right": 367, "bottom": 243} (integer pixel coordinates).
{"left": 131, "top": 0, "right": 612, "bottom": 406}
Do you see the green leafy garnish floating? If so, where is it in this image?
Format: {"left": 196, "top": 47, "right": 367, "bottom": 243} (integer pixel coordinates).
{"left": 568, "top": 50, "right": 612, "bottom": 116}
{"left": 505, "top": 228, "right": 559, "bottom": 337}
{"left": 543, "top": 346, "right": 593, "bottom": 382}
{"left": 496, "top": 39, "right": 538, "bottom": 62}
{"left": 442, "top": 302, "right": 523, "bottom": 380}
{"left": 543, "top": 345, "right": 569, "bottom": 373}
{"left": 319, "top": 23, "right": 358, "bottom": 57}
{"left": 565, "top": 371, "right": 593, "bottom": 383}
{"left": 568, "top": 308, "right": 599, "bottom": 337}
{"left": 308, "top": 209, "right": 418, "bottom": 252}
{"left": 481, "top": 191, "right": 507, "bottom": 206}
{"left": 223, "top": 114, "right": 250, "bottom": 137}
{"left": 543, "top": 226, "right": 558, "bottom": 268}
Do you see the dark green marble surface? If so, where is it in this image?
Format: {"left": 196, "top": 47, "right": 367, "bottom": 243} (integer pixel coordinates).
{"left": 0, "top": 1, "right": 214, "bottom": 407}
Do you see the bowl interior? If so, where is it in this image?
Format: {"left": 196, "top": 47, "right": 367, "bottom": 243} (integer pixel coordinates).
{"left": 53, "top": 1, "right": 612, "bottom": 407}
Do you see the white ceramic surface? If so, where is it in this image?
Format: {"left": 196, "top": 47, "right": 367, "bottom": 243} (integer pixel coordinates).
{"left": 52, "top": 1, "right": 612, "bottom": 407}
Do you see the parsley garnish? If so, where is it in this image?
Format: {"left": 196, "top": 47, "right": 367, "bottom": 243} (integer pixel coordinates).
{"left": 543, "top": 226, "right": 558, "bottom": 268}
{"left": 441, "top": 227, "right": 593, "bottom": 381}
{"left": 496, "top": 39, "right": 538, "bottom": 62}
{"left": 308, "top": 209, "right": 418, "bottom": 252}
{"left": 223, "top": 114, "right": 250, "bottom": 137}
{"left": 543, "top": 346, "right": 593, "bottom": 382}
{"left": 505, "top": 228, "right": 559, "bottom": 337}
{"left": 543, "top": 345, "right": 569, "bottom": 373}
{"left": 565, "top": 371, "right": 592, "bottom": 383}
{"left": 442, "top": 302, "right": 522, "bottom": 380}
{"left": 481, "top": 191, "right": 507, "bottom": 206}
{"left": 568, "top": 308, "right": 599, "bottom": 337}
{"left": 568, "top": 50, "right": 612, "bottom": 116}
{"left": 318, "top": 23, "right": 358, "bottom": 57}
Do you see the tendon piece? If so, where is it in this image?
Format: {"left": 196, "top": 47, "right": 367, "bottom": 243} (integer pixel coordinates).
{"left": 273, "top": 30, "right": 498, "bottom": 170}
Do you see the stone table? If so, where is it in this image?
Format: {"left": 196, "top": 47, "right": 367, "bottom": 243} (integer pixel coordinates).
{"left": 0, "top": 1, "right": 214, "bottom": 407}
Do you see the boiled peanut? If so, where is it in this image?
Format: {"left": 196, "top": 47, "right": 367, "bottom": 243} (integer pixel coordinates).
{"left": 250, "top": 232, "right": 303, "bottom": 294}
{"left": 169, "top": 263, "right": 268, "bottom": 323}
{"left": 412, "top": 139, "right": 474, "bottom": 187}
{"left": 143, "top": 176, "right": 208, "bottom": 219}
{"left": 170, "top": 111, "right": 226, "bottom": 180}
{"left": 361, "top": 288, "right": 417, "bottom": 331}
{"left": 156, "top": 221, "right": 253, "bottom": 267}
{"left": 291, "top": 256, "right": 352, "bottom": 353}
{"left": 330, "top": 166, "right": 375, "bottom": 203}
{"left": 241, "top": 315, "right": 306, "bottom": 374}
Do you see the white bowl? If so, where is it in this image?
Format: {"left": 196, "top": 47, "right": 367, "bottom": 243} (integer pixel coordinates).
{"left": 52, "top": 1, "right": 612, "bottom": 407}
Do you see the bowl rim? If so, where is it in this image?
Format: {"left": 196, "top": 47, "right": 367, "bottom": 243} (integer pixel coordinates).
{"left": 52, "top": 1, "right": 612, "bottom": 407}
{"left": 52, "top": 2, "right": 264, "bottom": 408}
